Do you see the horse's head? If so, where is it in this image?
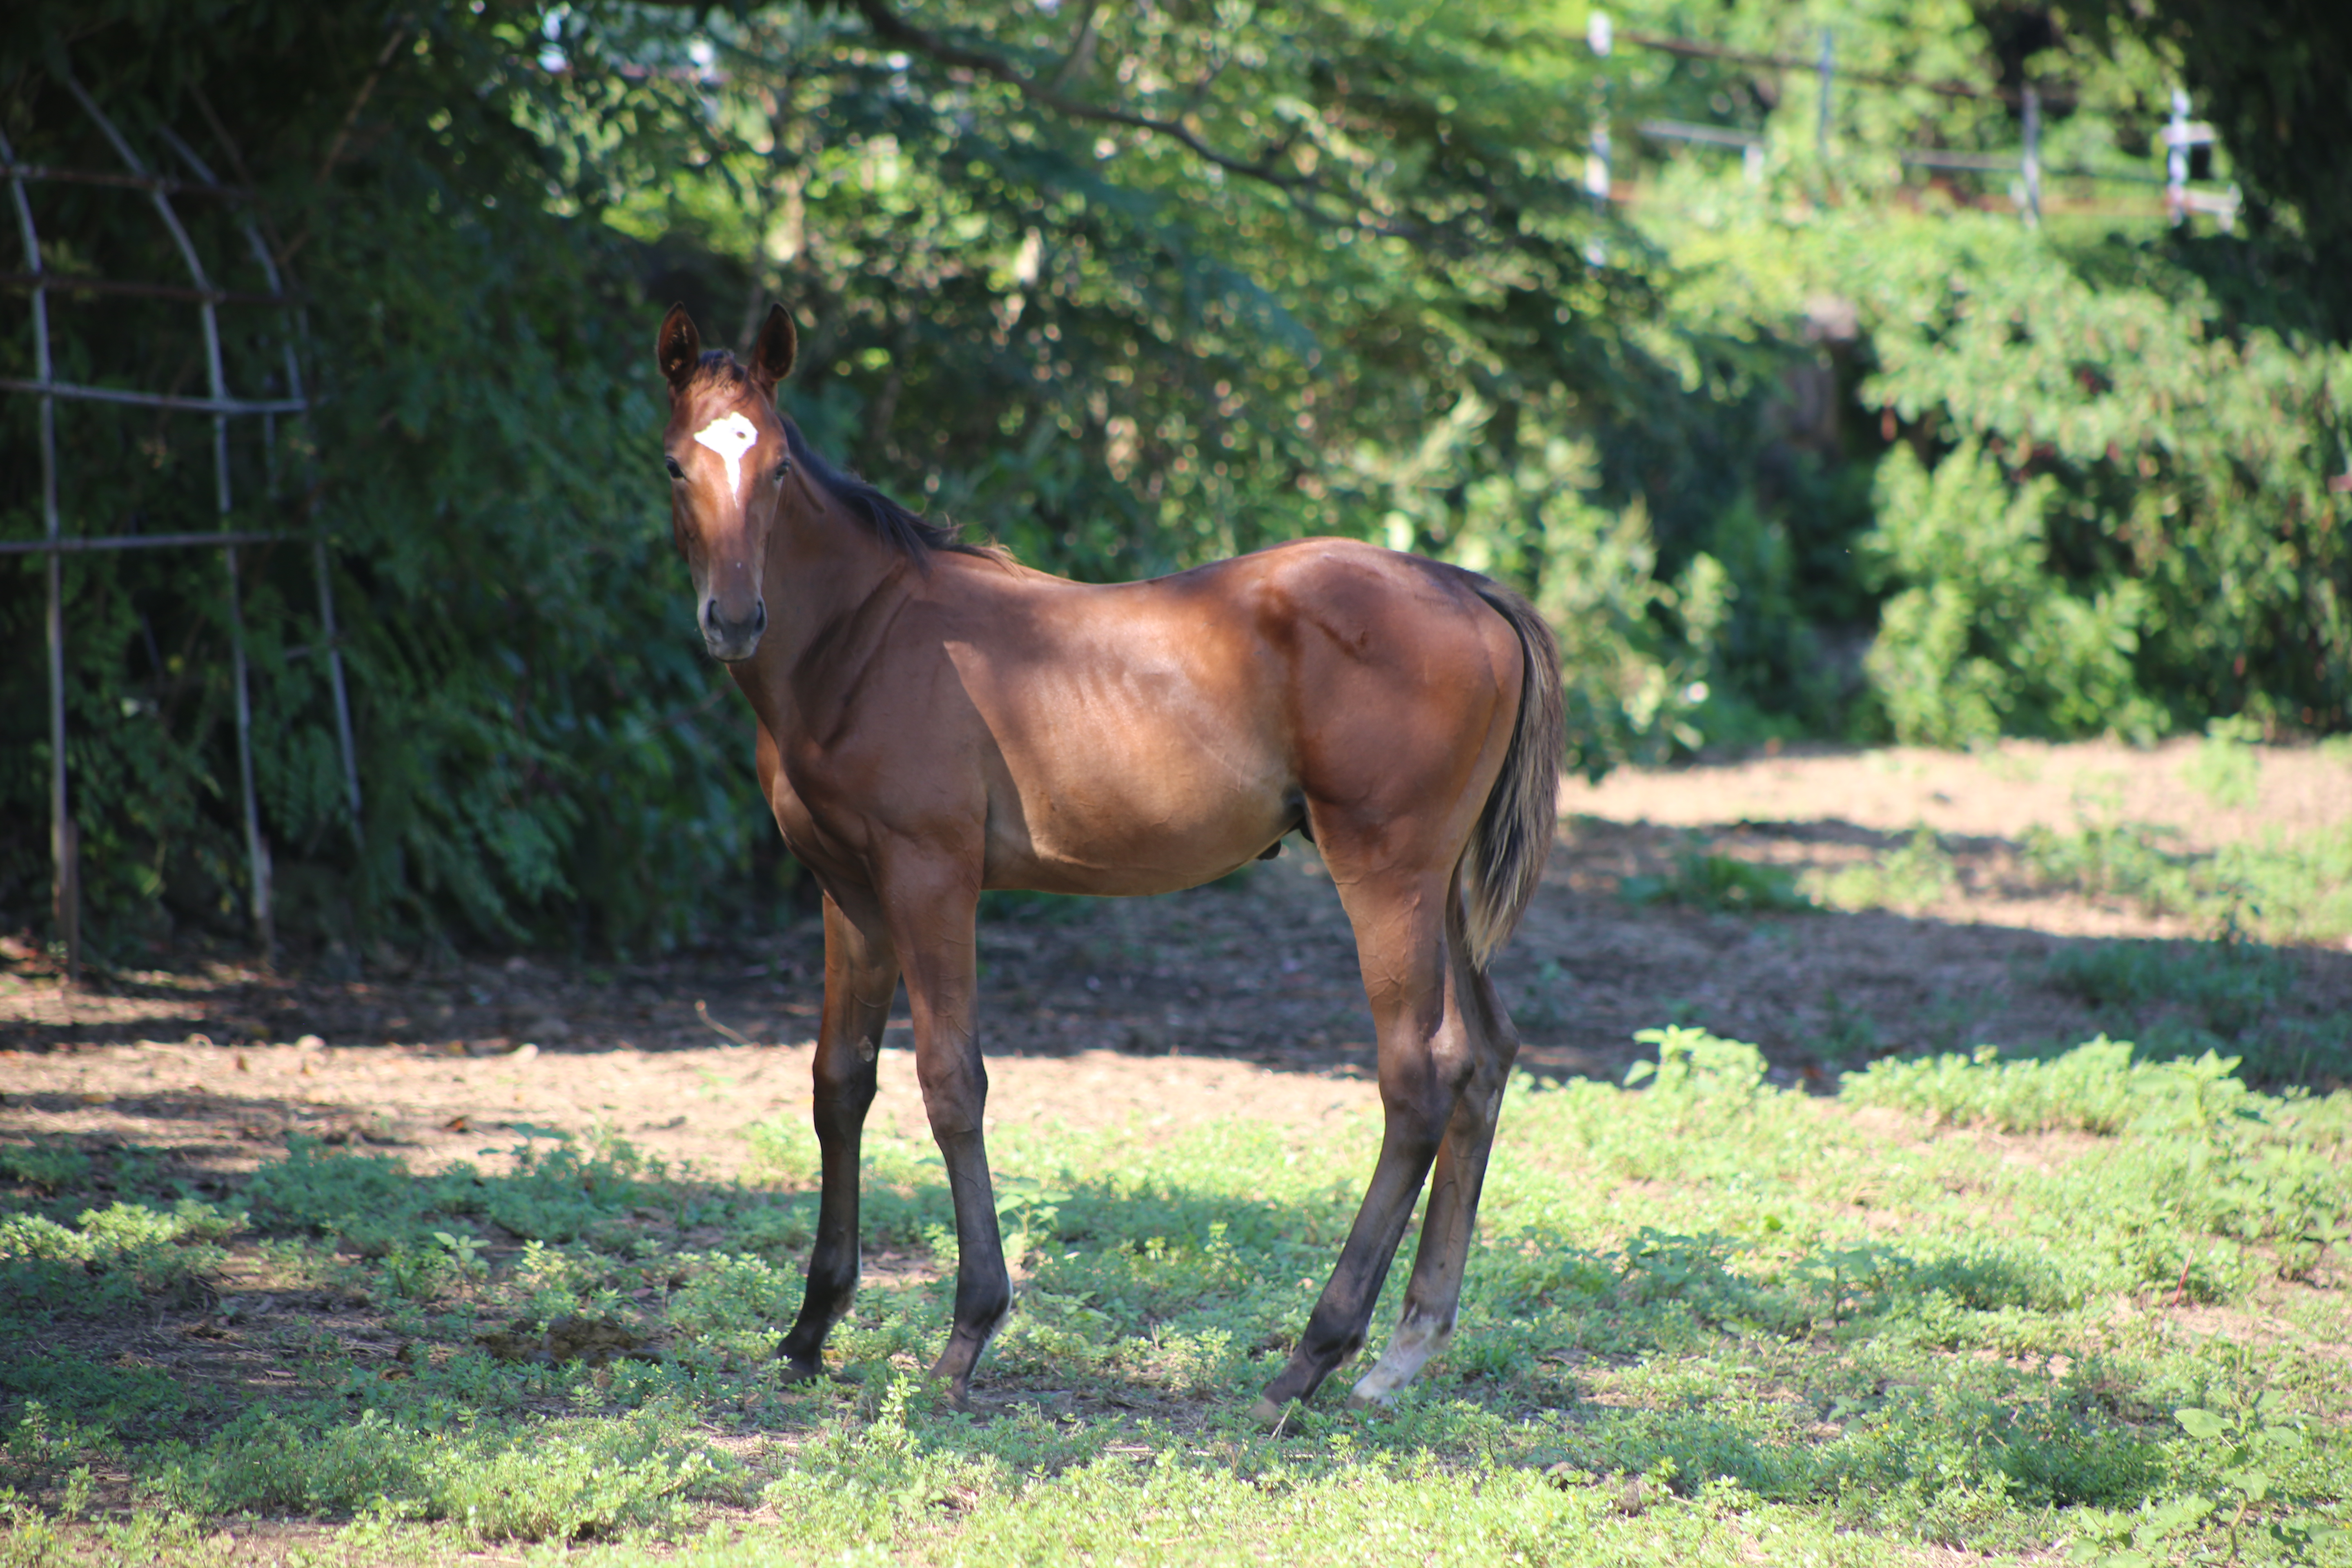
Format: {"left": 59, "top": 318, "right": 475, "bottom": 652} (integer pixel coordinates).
{"left": 656, "top": 302, "right": 798, "bottom": 663}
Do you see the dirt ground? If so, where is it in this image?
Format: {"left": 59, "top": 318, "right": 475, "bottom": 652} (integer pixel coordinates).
{"left": 2, "top": 737, "right": 2348, "bottom": 1188}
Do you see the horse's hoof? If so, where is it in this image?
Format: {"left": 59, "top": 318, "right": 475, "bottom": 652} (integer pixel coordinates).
{"left": 776, "top": 1358, "right": 823, "bottom": 1385}
{"left": 1246, "top": 1396, "right": 1290, "bottom": 1431}
{"left": 1344, "top": 1389, "right": 1389, "bottom": 1412}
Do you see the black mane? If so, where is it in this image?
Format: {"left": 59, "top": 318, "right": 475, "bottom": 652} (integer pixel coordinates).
{"left": 780, "top": 416, "right": 982, "bottom": 561}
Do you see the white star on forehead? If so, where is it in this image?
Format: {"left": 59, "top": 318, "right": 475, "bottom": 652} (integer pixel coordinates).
{"left": 692, "top": 411, "right": 761, "bottom": 496}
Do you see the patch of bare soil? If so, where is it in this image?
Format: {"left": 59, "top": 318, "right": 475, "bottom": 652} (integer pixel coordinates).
{"left": 3, "top": 739, "right": 2347, "bottom": 1167}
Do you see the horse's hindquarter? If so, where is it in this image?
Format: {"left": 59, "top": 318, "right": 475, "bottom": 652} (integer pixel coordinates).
{"left": 945, "top": 541, "right": 1521, "bottom": 897}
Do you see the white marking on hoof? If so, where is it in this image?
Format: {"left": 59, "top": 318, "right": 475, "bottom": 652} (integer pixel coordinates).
{"left": 1348, "top": 1314, "right": 1454, "bottom": 1407}
{"left": 693, "top": 410, "right": 760, "bottom": 496}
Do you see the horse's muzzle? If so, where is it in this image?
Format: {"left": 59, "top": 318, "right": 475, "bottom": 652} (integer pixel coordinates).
{"left": 701, "top": 597, "right": 768, "bottom": 662}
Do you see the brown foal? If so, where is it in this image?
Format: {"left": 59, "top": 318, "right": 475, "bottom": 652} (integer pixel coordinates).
{"left": 657, "top": 303, "right": 1563, "bottom": 1422}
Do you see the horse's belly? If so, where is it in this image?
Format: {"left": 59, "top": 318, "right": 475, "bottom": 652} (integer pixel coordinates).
{"left": 984, "top": 743, "right": 1293, "bottom": 897}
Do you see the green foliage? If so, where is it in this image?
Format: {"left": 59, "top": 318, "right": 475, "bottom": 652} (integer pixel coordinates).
{"left": 1621, "top": 850, "right": 1817, "bottom": 914}
{"left": 0, "top": 0, "right": 761, "bottom": 955}
{"left": 2065, "top": 0, "right": 2352, "bottom": 339}
{"left": 0, "top": 1144, "right": 91, "bottom": 1197}
{"left": 243, "top": 1130, "right": 684, "bottom": 1267}
{"left": 2182, "top": 717, "right": 2264, "bottom": 810}
{"left": 0, "top": 1198, "right": 239, "bottom": 1314}
{"left": 1840, "top": 1036, "right": 2249, "bottom": 1134}
{"left": 1863, "top": 441, "right": 2153, "bottom": 744}
{"left": 1809, "top": 825, "right": 1959, "bottom": 912}
{"left": 144, "top": 1402, "right": 735, "bottom": 1541}
{"left": 2044, "top": 938, "right": 2294, "bottom": 1034}
{"left": 1624, "top": 1026, "right": 1771, "bottom": 1111}
{"left": 2019, "top": 820, "right": 2352, "bottom": 945}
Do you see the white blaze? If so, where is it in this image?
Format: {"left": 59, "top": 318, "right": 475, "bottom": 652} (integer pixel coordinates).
{"left": 692, "top": 411, "right": 761, "bottom": 497}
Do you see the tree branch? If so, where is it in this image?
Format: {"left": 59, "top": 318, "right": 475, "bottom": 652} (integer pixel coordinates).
{"left": 848, "top": 0, "right": 1308, "bottom": 195}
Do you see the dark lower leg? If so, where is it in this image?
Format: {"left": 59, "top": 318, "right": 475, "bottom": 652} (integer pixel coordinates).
{"left": 778, "top": 897, "right": 894, "bottom": 1380}
{"left": 1253, "top": 1117, "right": 1443, "bottom": 1412}
{"left": 777, "top": 1072, "right": 878, "bottom": 1377}
{"left": 928, "top": 1126, "right": 1011, "bottom": 1403}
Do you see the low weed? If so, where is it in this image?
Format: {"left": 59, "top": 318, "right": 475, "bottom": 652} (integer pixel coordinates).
{"left": 0, "top": 1198, "right": 240, "bottom": 1313}
{"left": 1622, "top": 848, "right": 1816, "bottom": 914}
{"left": 2021, "top": 821, "right": 2352, "bottom": 943}
{"left": 1841, "top": 1037, "right": 2252, "bottom": 1134}
{"left": 143, "top": 1401, "right": 735, "bottom": 1541}
{"left": 0, "top": 1143, "right": 91, "bottom": 1197}
{"left": 2044, "top": 938, "right": 2295, "bottom": 1034}
{"left": 1809, "top": 825, "right": 1959, "bottom": 912}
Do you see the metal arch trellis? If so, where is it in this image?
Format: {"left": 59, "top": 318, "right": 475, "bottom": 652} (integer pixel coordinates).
{"left": 1, "top": 68, "right": 363, "bottom": 985}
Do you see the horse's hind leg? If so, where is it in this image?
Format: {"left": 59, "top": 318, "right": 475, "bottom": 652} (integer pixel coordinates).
{"left": 1349, "top": 916, "right": 1519, "bottom": 1408}
{"left": 1251, "top": 867, "right": 1469, "bottom": 1423}
{"left": 778, "top": 893, "right": 898, "bottom": 1383}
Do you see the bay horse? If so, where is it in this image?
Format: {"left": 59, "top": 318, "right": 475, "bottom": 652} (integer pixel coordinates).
{"left": 657, "top": 303, "right": 1562, "bottom": 1423}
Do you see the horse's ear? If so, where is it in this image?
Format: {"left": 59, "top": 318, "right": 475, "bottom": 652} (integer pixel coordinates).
{"left": 657, "top": 304, "right": 701, "bottom": 395}
{"left": 748, "top": 303, "right": 797, "bottom": 398}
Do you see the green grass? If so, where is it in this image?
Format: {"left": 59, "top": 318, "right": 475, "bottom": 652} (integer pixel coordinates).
{"left": 1, "top": 1039, "right": 2347, "bottom": 1563}
{"left": 2018, "top": 822, "right": 2352, "bottom": 946}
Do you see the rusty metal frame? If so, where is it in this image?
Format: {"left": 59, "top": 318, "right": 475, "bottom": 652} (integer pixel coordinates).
{"left": 3, "top": 73, "right": 363, "bottom": 982}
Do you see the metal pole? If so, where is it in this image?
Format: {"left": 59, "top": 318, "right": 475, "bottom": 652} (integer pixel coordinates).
{"left": 2167, "top": 88, "right": 2189, "bottom": 225}
{"left": 1586, "top": 10, "right": 1613, "bottom": 206}
{"left": 2, "top": 127, "right": 76, "bottom": 986}
{"left": 164, "top": 125, "right": 363, "bottom": 843}
{"left": 1817, "top": 29, "right": 1834, "bottom": 159}
{"left": 2022, "top": 87, "right": 2042, "bottom": 227}
{"left": 68, "top": 74, "right": 273, "bottom": 961}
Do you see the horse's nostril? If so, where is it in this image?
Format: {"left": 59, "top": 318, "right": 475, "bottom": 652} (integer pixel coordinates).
{"left": 751, "top": 600, "right": 768, "bottom": 635}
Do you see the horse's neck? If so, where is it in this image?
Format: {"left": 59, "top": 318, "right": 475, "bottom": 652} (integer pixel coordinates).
{"left": 746, "top": 502, "right": 919, "bottom": 725}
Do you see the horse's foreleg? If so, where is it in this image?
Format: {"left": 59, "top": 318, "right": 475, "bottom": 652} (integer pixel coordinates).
{"left": 890, "top": 868, "right": 1008, "bottom": 1409}
{"left": 1349, "top": 946, "right": 1519, "bottom": 1408}
{"left": 778, "top": 894, "right": 898, "bottom": 1383}
{"left": 1252, "top": 883, "right": 1462, "bottom": 1423}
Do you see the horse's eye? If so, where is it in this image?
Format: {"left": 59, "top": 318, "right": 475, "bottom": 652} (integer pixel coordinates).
{"left": 773, "top": 459, "right": 793, "bottom": 484}
{"left": 664, "top": 455, "right": 685, "bottom": 480}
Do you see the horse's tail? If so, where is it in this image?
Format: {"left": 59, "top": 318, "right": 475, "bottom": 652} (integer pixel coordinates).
{"left": 1462, "top": 581, "right": 1564, "bottom": 971}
